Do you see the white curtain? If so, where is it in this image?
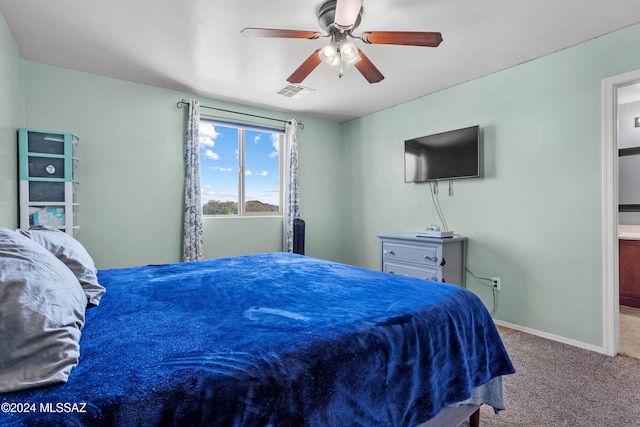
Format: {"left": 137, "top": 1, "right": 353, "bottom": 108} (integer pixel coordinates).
{"left": 283, "top": 120, "right": 300, "bottom": 252}
{"left": 183, "top": 99, "right": 204, "bottom": 261}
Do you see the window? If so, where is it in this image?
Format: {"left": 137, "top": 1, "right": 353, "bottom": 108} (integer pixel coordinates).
{"left": 199, "top": 119, "right": 284, "bottom": 216}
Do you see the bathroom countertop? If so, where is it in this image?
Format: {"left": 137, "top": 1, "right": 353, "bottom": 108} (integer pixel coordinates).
{"left": 619, "top": 225, "right": 640, "bottom": 240}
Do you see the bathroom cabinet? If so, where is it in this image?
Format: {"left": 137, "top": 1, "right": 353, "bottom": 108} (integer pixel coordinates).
{"left": 619, "top": 239, "right": 640, "bottom": 309}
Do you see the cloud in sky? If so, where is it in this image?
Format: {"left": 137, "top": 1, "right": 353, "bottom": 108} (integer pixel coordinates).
{"left": 204, "top": 149, "right": 219, "bottom": 160}
{"left": 245, "top": 170, "right": 269, "bottom": 176}
{"left": 201, "top": 184, "right": 237, "bottom": 200}
{"left": 213, "top": 166, "right": 232, "bottom": 172}
{"left": 199, "top": 122, "right": 219, "bottom": 148}
{"left": 269, "top": 134, "right": 281, "bottom": 159}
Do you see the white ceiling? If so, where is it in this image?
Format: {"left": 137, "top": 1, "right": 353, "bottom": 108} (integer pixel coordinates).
{"left": 2, "top": 0, "right": 640, "bottom": 122}
{"left": 619, "top": 83, "right": 640, "bottom": 104}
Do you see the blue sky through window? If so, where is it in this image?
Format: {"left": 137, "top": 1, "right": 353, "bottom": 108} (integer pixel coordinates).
{"left": 199, "top": 121, "right": 281, "bottom": 208}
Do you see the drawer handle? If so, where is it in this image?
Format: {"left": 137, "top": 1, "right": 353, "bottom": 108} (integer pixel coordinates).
{"left": 389, "top": 271, "right": 395, "bottom": 275}
{"left": 387, "top": 250, "right": 395, "bottom": 256}
{"left": 424, "top": 255, "right": 438, "bottom": 262}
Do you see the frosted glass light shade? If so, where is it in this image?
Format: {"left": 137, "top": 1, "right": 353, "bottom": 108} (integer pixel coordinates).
{"left": 339, "top": 40, "right": 360, "bottom": 66}
{"left": 319, "top": 42, "right": 340, "bottom": 69}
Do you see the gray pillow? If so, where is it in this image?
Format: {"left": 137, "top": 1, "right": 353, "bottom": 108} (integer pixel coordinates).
{"left": 0, "top": 227, "right": 86, "bottom": 393}
{"left": 17, "top": 226, "right": 106, "bottom": 306}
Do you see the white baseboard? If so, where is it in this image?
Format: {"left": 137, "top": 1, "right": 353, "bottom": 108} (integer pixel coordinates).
{"left": 493, "top": 319, "right": 605, "bottom": 355}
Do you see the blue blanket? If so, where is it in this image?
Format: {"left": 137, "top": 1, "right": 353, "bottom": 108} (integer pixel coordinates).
{"left": 1, "top": 253, "right": 514, "bottom": 426}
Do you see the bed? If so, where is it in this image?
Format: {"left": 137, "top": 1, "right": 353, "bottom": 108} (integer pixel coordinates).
{"left": 0, "top": 227, "right": 514, "bottom": 426}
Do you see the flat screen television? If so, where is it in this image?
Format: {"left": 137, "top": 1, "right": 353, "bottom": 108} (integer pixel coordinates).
{"left": 404, "top": 125, "right": 480, "bottom": 182}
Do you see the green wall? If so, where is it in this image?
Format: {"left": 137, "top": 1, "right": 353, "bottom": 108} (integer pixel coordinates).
{"left": 341, "top": 23, "right": 640, "bottom": 347}
{"left": 22, "top": 63, "right": 343, "bottom": 268}
{"left": 0, "top": 10, "right": 24, "bottom": 227}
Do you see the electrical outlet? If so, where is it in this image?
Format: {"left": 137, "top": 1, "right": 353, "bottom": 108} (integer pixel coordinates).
{"left": 492, "top": 277, "right": 501, "bottom": 291}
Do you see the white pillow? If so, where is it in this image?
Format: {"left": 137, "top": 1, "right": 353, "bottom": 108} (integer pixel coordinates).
{"left": 17, "top": 226, "right": 106, "bottom": 306}
{"left": 0, "top": 227, "right": 86, "bottom": 393}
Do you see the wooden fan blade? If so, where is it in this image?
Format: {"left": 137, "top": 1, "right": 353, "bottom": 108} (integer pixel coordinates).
{"left": 241, "top": 27, "right": 321, "bottom": 39}
{"left": 334, "top": 0, "right": 364, "bottom": 30}
{"left": 361, "top": 31, "right": 443, "bottom": 47}
{"left": 354, "top": 49, "right": 384, "bottom": 84}
{"left": 287, "top": 49, "right": 322, "bottom": 84}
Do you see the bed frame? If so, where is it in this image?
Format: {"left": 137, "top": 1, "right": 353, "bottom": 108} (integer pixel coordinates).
{"left": 421, "top": 405, "right": 480, "bottom": 427}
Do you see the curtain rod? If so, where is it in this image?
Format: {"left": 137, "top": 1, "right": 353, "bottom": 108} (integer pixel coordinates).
{"left": 176, "top": 99, "right": 303, "bottom": 129}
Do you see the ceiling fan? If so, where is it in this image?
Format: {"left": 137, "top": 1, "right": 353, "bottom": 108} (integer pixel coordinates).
{"left": 241, "top": 0, "right": 443, "bottom": 84}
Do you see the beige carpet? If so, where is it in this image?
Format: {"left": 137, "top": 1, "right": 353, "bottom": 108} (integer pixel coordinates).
{"left": 462, "top": 326, "right": 640, "bottom": 426}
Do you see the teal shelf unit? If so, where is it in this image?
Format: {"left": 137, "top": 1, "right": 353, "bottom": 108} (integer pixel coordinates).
{"left": 18, "top": 128, "right": 79, "bottom": 235}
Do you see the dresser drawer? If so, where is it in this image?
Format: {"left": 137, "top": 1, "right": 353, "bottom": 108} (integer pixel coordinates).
{"left": 382, "top": 242, "right": 441, "bottom": 267}
{"left": 383, "top": 262, "right": 441, "bottom": 282}
{"left": 379, "top": 233, "right": 467, "bottom": 287}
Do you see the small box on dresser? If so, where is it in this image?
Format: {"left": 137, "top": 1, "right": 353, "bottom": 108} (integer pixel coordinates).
{"left": 377, "top": 232, "right": 467, "bottom": 287}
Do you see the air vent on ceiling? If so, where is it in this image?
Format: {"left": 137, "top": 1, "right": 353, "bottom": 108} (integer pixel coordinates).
{"left": 277, "top": 85, "right": 315, "bottom": 99}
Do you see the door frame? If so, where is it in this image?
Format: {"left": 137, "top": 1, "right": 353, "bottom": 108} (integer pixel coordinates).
{"left": 601, "top": 69, "right": 640, "bottom": 356}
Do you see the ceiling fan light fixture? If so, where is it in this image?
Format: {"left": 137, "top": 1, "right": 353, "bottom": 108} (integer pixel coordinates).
{"left": 319, "top": 42, "right": 340, "bottom": 68}
{"left": 326, "top": 55, "right": 342, "bottom": 69}
{"left": 339, "top": 40, "right": 360, "bottom": 66}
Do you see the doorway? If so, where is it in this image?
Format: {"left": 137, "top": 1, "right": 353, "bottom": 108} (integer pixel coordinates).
{"left": 602, "top": 69, "right": 640, "bottom": 357}
{"left": 617, "top": 82, "right": 640, "bottom": 357}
